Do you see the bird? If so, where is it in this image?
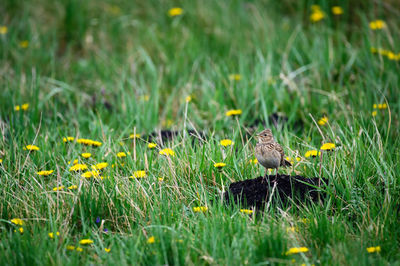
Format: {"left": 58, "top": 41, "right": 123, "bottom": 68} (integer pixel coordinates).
{"left": 254, "top": 128, "right": 291, "bottom": 179}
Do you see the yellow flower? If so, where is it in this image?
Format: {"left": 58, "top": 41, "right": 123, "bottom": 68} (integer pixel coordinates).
{"left": 225, "top": 109, "right": 242, "bottom": 117}
{"left": 129, "top": 133, "right": 141, "bottom": 139}
{"left": 249, "top": 158, "right": 258, "bottom": 165}
{"left": 331, "top": 6, "right": 343, "bottom": 15}
{"left": 14, "top": 105, "right": 20, "bottom": 111}
{"left": 240, "top": 209, "right": 253, "bottom": 215}
{"left": 53, "top": 186, "right": 65, "bottom": 191}
{"left": 21, "top": 103, "right": 29, "bottom": 110}
{"left": 369, "top": 20, "right": 386, "bottom": 30}
{"left": 214, "top": 162, "right": 226, "bottom": 168}
{"left": 0, "top": 25, "right": 7, "bottom": 35}
{"left": 159, "top": 148, "right": 175, "bottom": 156}
{"left": 229, "top": 74, "right": 241, "bottom": 81}
{"left": 320, "top": 143, "right": 335, "bottom": 151}
{"left": 185, "top": 96, "right": 192, "bottom": 103}
{"left": 81, "top": 170, "right": 100, "bottom": 178}
{"left": 148, "top": 142, "right": 157, "bottom": 149}
{"left": 17, "top": 227, "right": 24, "bottom": 233}
{"left": 305, "top": 150, "right": 321, "bottom": 158}
{"left": 220, "top": 139, "right": 234, "bottom": 147}
{"left": 285, "top": 247, "right": 309, "bottom": 255}
{"left": 378, "top": 103, "right": 387, "bottom": 109}
{"left": 48, "top": 232, "right": 60, "bottom": 239}
{"left": 69, "top": 164, "right": 88, "bottom": 172}
{"left": 131, "top": 170, "right": 146, "bottom": 179}
{"left": 19, "top": 40, "right": 29, "bottom": 48}
{"left": 310, "top": 9, "right": 324, "bottom": 22}
{"left": 76, "top": 247, "right": 83, "bottom": 252}
{"left": 81, "top": 153, "right": 91, "bottom": 159}
{"left": 63, "top": 136, "right": 75, "bottom": 143}
{"left": 286, "top": 226, "right": 298, "bottom": 233}
{"left": 366, "top": 246, "right": 381, "bottom": 253}
{"left": 11, "top": 218, "right": 24, "bottom": 226}
{"left": 79, "top": 239, "right": 94, "bottom": 245}
{"left": 158, "top": 177, "right": 164, "bottom": 182}
{"left": 77, "top": 138, "right": 102, "bottom": 147}
{"left": 193, "top": 206, "right": 208, "bottom": 213}
{"left": 66, "top": 245, "right": 75, "bottom": 251}
{"left": 372, "top": 111, "right": 377, "bottom": 117}
{"left": 105, "top": 248, "right": 111, "bottom": 253}
{"left": 318, "top": 116, "right": 328, "bottom": 126}
{"left": 91, "top": 162, "right": 108, "bottom": 170}
{"left": 117, "top": 152, "right": 127, "bottom": 158}
{"left": 68, "top": 185, "right": 78, "bottom": 190}
{"left": 286, "top": 156, "right": 294, "bottom": 164}
{"left": 25, "top": 145, "right": 39, "bottom": 151}
{"left": 0, "top": 159, "right": 2, "bottom": 163}
{"left": 168, "top": 7, "right": 183, "bottom": 17}
{"left": 147, "top": 236, "right": 155, "bottom": 244}
{"left": 37, "top": 170, "right": 54, "bottom": 176}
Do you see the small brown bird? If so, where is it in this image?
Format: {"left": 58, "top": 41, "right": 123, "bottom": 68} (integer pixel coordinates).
{"left": 254, "top": 129, "right": 291, "bottom": 178}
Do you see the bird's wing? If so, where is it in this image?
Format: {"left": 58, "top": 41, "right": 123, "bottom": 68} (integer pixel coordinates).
{"left": 274, "top": 142, "right": 286, "bottom": 165}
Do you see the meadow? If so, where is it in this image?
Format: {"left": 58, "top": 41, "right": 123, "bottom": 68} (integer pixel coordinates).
{"left": 1, "top": 0, "right": 399, "bottom": 265}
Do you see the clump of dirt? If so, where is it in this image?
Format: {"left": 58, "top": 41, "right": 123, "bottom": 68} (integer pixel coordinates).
{"left": 224, "top": 174, "right": 328, "bottom": 210}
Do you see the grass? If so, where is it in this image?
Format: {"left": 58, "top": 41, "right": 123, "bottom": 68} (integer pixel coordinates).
{"left": 1, "top": 0, "right": 399, "bottom": 264}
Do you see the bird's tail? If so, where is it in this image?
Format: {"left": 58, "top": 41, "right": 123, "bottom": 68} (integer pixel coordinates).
{"left": 281, "top": 159, "right": 292, "bottom": 167}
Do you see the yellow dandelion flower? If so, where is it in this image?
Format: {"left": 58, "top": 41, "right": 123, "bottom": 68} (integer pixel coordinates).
{"left": 14, "top": 105, "right": 20, "bottom": 111}
{"left": 249, "top": 158, "right": 258, "bottom": 165}
{"left": 81, "top": 170, "right": 100, "bottom": 178}
{"left": 193, "top": 206, "right": 208, "bottom": 213}
{"left": 214, "top": 162, "right": 226, "bottom": 168}
{"left": 69, "top": 164, "right": 88, "bottom": 172}
{"left": 63, "top": 136, "right": 75, "bottom": 143}
{"left": 158, "top": 177, "right": 164, "bottom": 182}
{"left": 148, "top": 142, "right": 157, "bottom": 149}
{"left": 369, "top": 20, "right": 386, "bottom": 30}
{"left": 66, "top": 245, "right": 75, "bottom": 251}
{"left": 11, "top": 218, "right": 24, "bottom": 226}
{"left": 19, "top": 40, "right": 29, "bottom": 48}
{"left": 285, "top": 247, "right": 309, "bottom": 255}
{"left": 220, "top": 139, "right": 234, "bottom": 147}
{"left": 229, "top": 74, "right": 241, "bottom": 81}
{"left": 225, "top": 109, "right": 242, "bottom": 117}
{"left": 305, "top": 150, "right": 321, "bottom": 158}
{"left": 0, "top": 26, "right": 7, "bottom": 35}
{"left": 159, "top": 148, "right": 175, "bottom": 156}
{"left": 79, "top": 239, "right": 94, "bottom": 245}
{"left": 68, "top": 185, "right": 78, "bottom": 190}
{"left": 378, "top": 103, "right": 387, "bottom": 109}
{"left": 117, "top": 152, "right": 127, "bottom": 158}
{"left": 53, "top": 186, "right": 65, "bottom": 191}
{"left": 185, "top": 95, "right": 192, "bottom": 103}
{"left": 76, "top": 247, "right": 83, "bottom": 252}
{"left": 310, "top": 9, "right": 324, "bottom": 22}
{"left": 373, "top": 104, "right": 377, "bottom": 109}
{"left": 372, "top": 111, "right": 377, "bottom": 117}
{"left": 25, "top": 145, "right": 39, "bottom": 151}
{"left": 147, "top": 236, "right": 155, "bottom": 244}
{"left": 131, "top": 170, "right": 146, "bottom": 179}
{"left": 37, "top": 170, "right": 54, "bottom": 176}
{"left": 48, "top": 232, "right": 60, "bottom": 239}
{"left": 285, "top": 157, "right": 294, "bottom": 164}
{"left": 105, "top": 248, "right": 111, "bottom": 253}
{"left": 240, "top": 209, "right": 253, "bottom": 215}
{"left": 81, "top": 153, "right": 91, "bottom": 159}
{"left": 366, "top": 246, "right": 381, "bottom": 253}
{"left": 331, "top": 6, "right": 343, "bottom": 15}
{"left": 0, "top": 159, "right": 2, "bottom": 163}
{"left": 168, "top": 7, "right": 183, "bottom": 17}
{"left": 91, "top": 162, "right": 108, "bottom": 170}
{"left": 17, "top": 227, "right": 24, "bottom": 233}
{"left": 318, "top": 116, "right": 328, "bottom": 126}
{"left": 91, "top": 140, "right": 102, "bottom": 147}
{"left": 21, "top": 103, "right": 29, "bottom": 110}
{"left": 129, "top": 133, "right": 141, "bottom": 139}
{"left": 320, "top": 143, "right": 335, "bottom": 151}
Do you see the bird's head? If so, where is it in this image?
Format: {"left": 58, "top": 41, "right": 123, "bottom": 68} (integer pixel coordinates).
{"left": 256, "top": 129, "right": 274, "bottom": 142}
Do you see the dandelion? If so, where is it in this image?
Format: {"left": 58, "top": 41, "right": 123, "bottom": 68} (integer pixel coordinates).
{"left": 318, "top": 116, "right": 328, "bottom": 126}
{"left": 63, "top": 136, "right": 75, "bottom": 143}
{"left": 286, "top": 226, "right": 298, "bottom": 233}
{"left": 378, "top": 103, "right": 387, "bottom": 109}
{"left": 48, "top": 232, "right": 60, "bottom": 239}
{"left": 193, "top": 206, "right": 208, "bottom": 213}
{"left": 11, "top": 218, "right": 24, "bottom": 226}
{"left": 91, "top": 162, "right": 108, "bottom": 170}
{"left": 240, "top": 209, "right": 253, "bottom": 215}
{"left": 37, "top": 170, "right": 54, "bottom": 176}
{"left": 320, "top": 143, "right": 335, "bottom": 151}
{"left": 310, "top": 6, "right": 324, "bottom": 22}
{"left": 131, "top": 170, "right": 146, "bottom": 178}
{"left": 185, "top": 96, "right": 192, "bottom": 103}
{"left": 168, "top": 7, "right": 183, "bottom": 17}
{"left": 249, "top": 158, "right": 258, "bottom": 165}
{"left": 105, "top": 248, "right": 111, "bottom": 253}
{"left": 366, "top": 246, "right": 381, "bottom": 253}
{"left": 76, "top": 247, "right": 83, "bottom": 252}
{"left": 53, "top": 186, "right": 65, "bottom": 191}
{"left": 0, "top": 25, "right": 7, "bottom": 35}
{"left": 286, "top": 157, "right": 294, "bottom": 165}
{"left": 68, "top": 159, "right": 79, "bottom": 165}
{"left": 214, "top": 162, "right": 226, "bottom": 169}
{"left": 331, "top": 6, "right": 343, "bottom": 15}
{"left": 0, "top": 159, "right": 2, "bottom": 163}
{"left": 372, "top": 111, "right": 377, "bottom": 117}
{"left": 68, "top": 185, "right": 78, "bottom": 190}
{"left": 117, "top": 152, "right": 127, "bottom": 158}
{"left": 285, "top": 247, "right": 309, "bottom": 255}
{"left": 369, "top": 20, "right": 386, "bottom": 30}
{"left": 17, "top": 227, "right": 24, "bottom": 234}
{"left": 220, "top": 139, "right": 234, "bottom": 147}
{"left": 81, "top": 170, "right": 100, "bottom": 178}
{"left": 147, "top": 236, "right": 155, "bottom": 244}
{"left": 66, "top": 245, "right": 75, "bottom": 251}
{"left": 158, "top": 177, "right": 164, "bottom": 182}
{"left": 19, "top": 40, "right": 29, "bottom": 48}
{"left": 79, "top": 239, "right": 94, "bottom": 245}
{"left": 81, "top": 153, "right": 91, "bottom": 159}
{"left": 159, "top": 148, "right": 175, "bottom": 156}
{"left": 305, "top": 150, "right": 321, "bottom": 158}
{"left": 77, "top": 138, "right": 102, "bottom": 147}
{"left": 225, "top": 109, "right": 242, "bottom": 117}
{"left": 229, "top": 74, "right": 241, "bottom": 81}
{"left": 25, "top": 145, "right": 39, "bottom": 151}
{"left": 69, "top": 164, "right": 88, "bottom": 172}
{"left": 148, "top": 142, "right": 157, "bottom": 149}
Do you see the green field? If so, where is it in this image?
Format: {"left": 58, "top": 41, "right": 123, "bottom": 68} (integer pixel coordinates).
{"left": 1, "top": 0, "right": 399, "bottom": 265}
